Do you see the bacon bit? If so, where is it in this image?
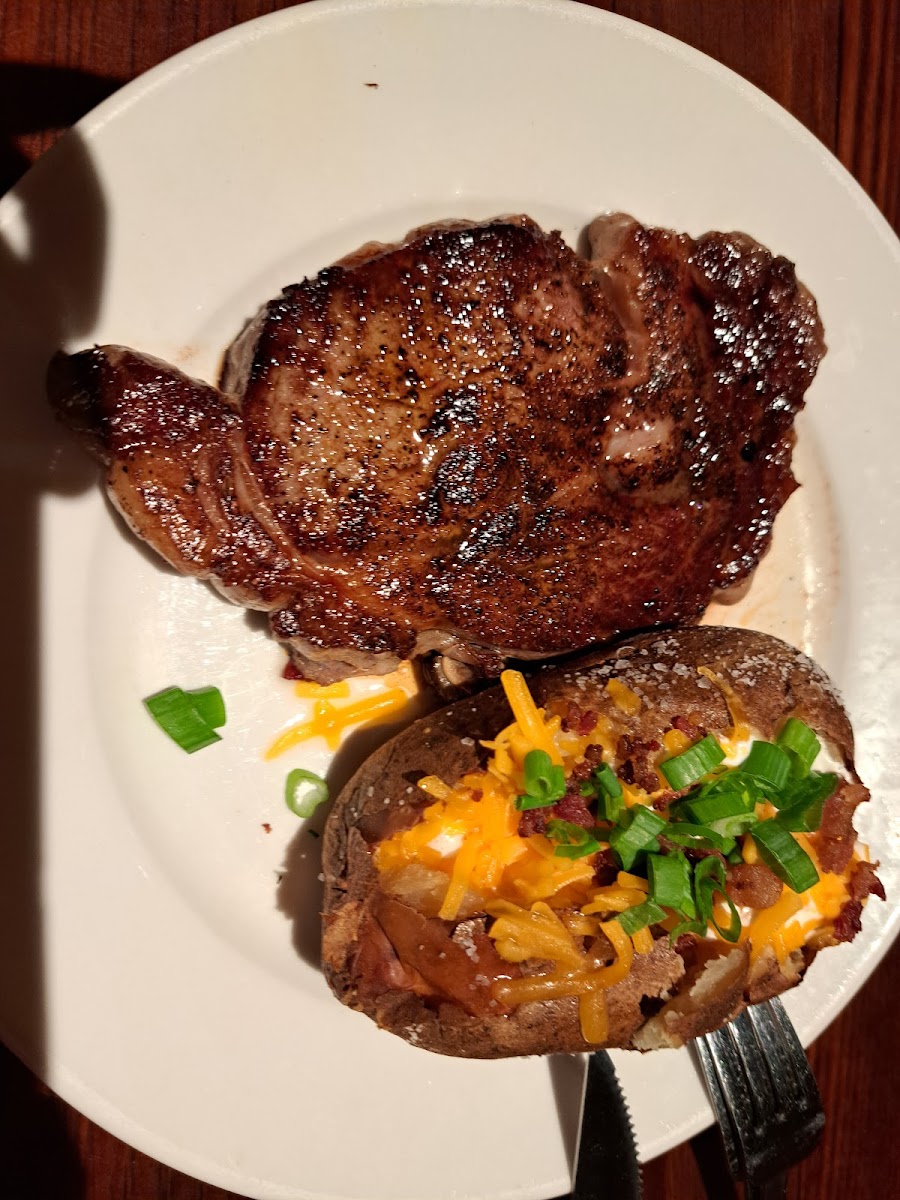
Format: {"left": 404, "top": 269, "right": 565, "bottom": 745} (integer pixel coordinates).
{"left": 831, "top": 860, "right": 884, "bottom": 944}
{"left": 519, "top": 747, "right": 608, "bottom": 835}
{"left": 617, "top": 735, "right": 661, "bottom": 793}
{"left": 592, "top": 847, "right": 619, "bottom": 886}
{"left": 562, "top": 702, "right": 599, "bottom": 735}
{"left": 817, "top": 782, "right": 869, "bottom": 874}
{"left": 671, "top": 714, "right": 706, "bottom": 741}
{"left": 652, "top": 789, "right": 685, "bottom": 812}
{"left": 658, "top": 834, "right": 724, "bottom": 865}
{"left": 261, "top": 822, "right": 272, "bottom": 834}
{"left": 282, "top": 660, "right": 302, "bottom": 680}
{"left": 518, "top": 808, "right": 548, "bottom": 837}
{"left": 832, "top": 900, "right": 864, "bottom": 943}
{"left": 517, "top": 787, "right": 594, "bottom": 837}
{"left": 673, "top": 934, "right": 699, "bottom": 967}
{"left": 568, "top": 744, "right": 606, "bottom": 783}
{"left": 556, "top": 791, "right": 594, "bottom": 827}
{"left": 725, "top": 862, "right": 782, "bottom": 909}
{"left": 849, "top": 860, "right": 886, "bottom": 903}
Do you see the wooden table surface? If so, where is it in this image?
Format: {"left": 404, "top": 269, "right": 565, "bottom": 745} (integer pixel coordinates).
{"left": 1, "top": 2, "right": 897, "bottom": 1198}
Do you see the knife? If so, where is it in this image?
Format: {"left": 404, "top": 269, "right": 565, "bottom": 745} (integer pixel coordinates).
{"left": 570, "top": 1050, "right": 642, "bottom": 1200}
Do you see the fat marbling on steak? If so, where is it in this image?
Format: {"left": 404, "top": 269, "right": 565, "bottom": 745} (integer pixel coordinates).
{"left": 47, "top": 214, "right": 825, "bottom": 683}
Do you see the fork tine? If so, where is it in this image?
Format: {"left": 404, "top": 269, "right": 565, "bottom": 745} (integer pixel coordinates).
{"left": 753, "top": 1000, "right": 825, "bottom": 1150}
{"left": 745, "top": 1004, "right": 802, "bottom": 1098}
{"left": 694, "top": 998, "right": 826, "bottom": 1189}
{"left": 693, "top": 1034, "right": 743, "bottom": 1180}
{"left": 725, "top": 1012, "right": 780, "bottom": 1121}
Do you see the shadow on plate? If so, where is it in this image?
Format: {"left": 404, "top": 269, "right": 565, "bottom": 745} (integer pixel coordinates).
{"left": 276, "top": 686, "right": 439, "bottom": 968}
{"left": 0, "top": 62, "right": 119, "bottom": 1194}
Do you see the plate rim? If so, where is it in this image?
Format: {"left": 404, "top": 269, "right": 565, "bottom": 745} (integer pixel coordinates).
{"left": 3, "top": 1, "right": 899, "bottom": 1197}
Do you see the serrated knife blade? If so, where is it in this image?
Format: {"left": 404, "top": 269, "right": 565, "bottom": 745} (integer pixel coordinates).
{"left": 570, "top": 1050, "right": 642, "bottom": 1200}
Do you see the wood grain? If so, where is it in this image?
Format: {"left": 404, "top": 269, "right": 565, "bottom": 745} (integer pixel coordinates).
{"left": 1, "top": 2, "right": 898, "bottom": 1198}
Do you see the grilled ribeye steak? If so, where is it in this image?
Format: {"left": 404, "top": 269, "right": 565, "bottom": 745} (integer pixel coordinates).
{"left": 48, "top": 214, "right": 825, "bottom": 682}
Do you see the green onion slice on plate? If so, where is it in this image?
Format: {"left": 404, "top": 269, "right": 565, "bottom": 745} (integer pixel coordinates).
{"left": 285, "top": 768, "right": 330, "bottom": 818}
{"left": 143, "top": 685, "right": 226, "bottom": 753}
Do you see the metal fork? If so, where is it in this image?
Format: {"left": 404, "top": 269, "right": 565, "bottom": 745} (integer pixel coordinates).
{"left": 693, "top": 997, "right": 825, "bottom": 1198}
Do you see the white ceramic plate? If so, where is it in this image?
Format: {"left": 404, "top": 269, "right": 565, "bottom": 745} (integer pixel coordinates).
{"left": 1, "top": 2, "right": 898, "bottom": 1197}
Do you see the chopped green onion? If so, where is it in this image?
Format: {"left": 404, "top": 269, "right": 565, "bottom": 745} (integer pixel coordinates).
{"left": 776, "top": 718, "right": 821, "bottom": 776}
{"left": 708, "top": 811, "right": 759, "bottom": 839}
{"left": 751, "top": 820, "right": 819, "bottom": 892}
{"left": 692, "top": 855, "right": 741, "bottom": 943}
{"left": 143, "top": 685, "right": 223, "bottom": 753}
{"left": 779, "top": 769, "right": 838, "bottom": 810}
{"left": 692, "top": 854, "right": 725, "bottom": 907}
{"left": 285, "top": 768, "right": 330, "bottom": 818}
{"left": 739, "top": 741, "right": 792, "bottom": 790}
{"left": 515, "top": 749, "right": 566, "bottom": 810}
{"left": 726, "top": 847, "right": 744, "bottom": 866}
{"left": 668, "top": 917, "right": 706, "bottom": 941}
{"left": 545, "top": 819, "right": 601, "bottom": 859}
{"left": 775, "top": 772, "right": 838, "bottom": 832}
{"left": 596, "top": 789, "right": 626, "bottom": 823}
{"left": 609, "top": 807, "right": 667, "bottom": 871}
{"left": 690, "top": 773, "right": 766, "bottom": 808}
{"left": 184, "top": 685, "right": 227, "bottom": 729}
{"left": 581, "top": 763, "right": 625, "bottom": 822}
{"left": 684, "top": 789, "right": 755, "bottom": 824}
{"left": 709, "top": 894, "right": 742, "bottom": 942}
{"left": 659, "top": 734, "right": 725, "bottom": 789}
{"left": 515, "top": 792, "right": 559, "bottom": 811}
{"left": 664, "top": 824, "right": 736, "bottom": 855}
{"left": 616, "top": 900, "right": 667, "bottom": 936}
{"left": 582, "top": 762, "right": 623, "bottom": 799}
{"left": 647, "top": 852, "right": 694, "bottom": 914}
{"left": 775, "top": 800, "right": 822, "bottom": 835}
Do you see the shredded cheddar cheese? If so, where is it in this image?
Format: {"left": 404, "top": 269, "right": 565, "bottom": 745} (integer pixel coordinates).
{"left": 370, "top": 666, "right": 869, "bottom": 1043}
{"left": 697, "top": 665, "right": 750, "bottom": 741}
{"left": 605, "top": 678, "right": 642, "bottom": 716}
{"left": 266, "top": 688, "right": 409, "bottom": 757}
{"left": 578, "top": 990, "right": 609, "bottom": 1043}
{"left": 631, "top": 926, "right": 654, "bottom": 955}
{"left": 500, "top": 670, "right": 561, "bottom": 762}
{"left": 491, "top": 910, "right": 635, "bottom": 1043}
{"left": 292, "top": 680, "right": 351, "bottom": 700}
{"left": 663, "top": 728, "right": 692, "bottom": 757}
{"left": 582, "top": 887, "right": 649, "bottom": 915}
{"left": 740, "top": 833, "right": 856, "bottom": 965}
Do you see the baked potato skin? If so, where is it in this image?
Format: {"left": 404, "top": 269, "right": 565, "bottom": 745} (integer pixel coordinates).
{"left": 322, "top": 627, "right": 861, "bottom": 1057}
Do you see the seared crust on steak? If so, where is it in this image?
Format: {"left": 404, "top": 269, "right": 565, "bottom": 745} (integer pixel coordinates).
{"left": 48, "top": 216, "right": 825, "bottom": 681}
{"left": 322, "top": 628, "right": 877, "bottom": 1057}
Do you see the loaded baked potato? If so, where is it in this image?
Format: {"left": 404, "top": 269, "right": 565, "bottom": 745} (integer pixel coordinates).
{"left": 322, "top": 628, "right": 883, "bottom": 1057}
